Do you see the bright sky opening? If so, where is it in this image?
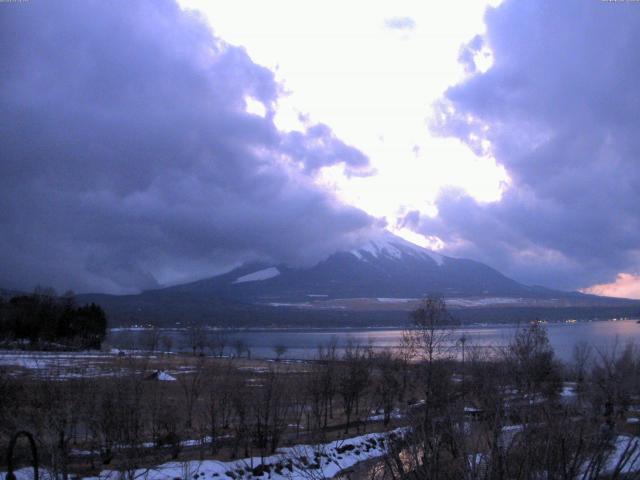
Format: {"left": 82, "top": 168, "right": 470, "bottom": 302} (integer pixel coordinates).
{"left": 179, "top": 0, "right": 508, "bottom": 246}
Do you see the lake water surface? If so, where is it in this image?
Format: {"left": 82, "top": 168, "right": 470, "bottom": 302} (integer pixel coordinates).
{"left": 109, "top": 319, "right": 640, "bottom": 361}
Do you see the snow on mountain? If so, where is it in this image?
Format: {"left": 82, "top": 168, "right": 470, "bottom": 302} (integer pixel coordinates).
{"left": 215, "top": 230, "right": 525, "bottom": 300}
{"left": 233, "top": 267, "right": 280, "bottom": 284}
{"left": 350, "top": 230, "right": 444, "bottom": 266}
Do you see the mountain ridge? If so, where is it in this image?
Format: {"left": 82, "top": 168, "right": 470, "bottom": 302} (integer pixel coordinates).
{"left": 68, "top": 231, "right": 640, "bottom": 326}
{"left": 155, "top": 231, "right": 579, "bottom": 302}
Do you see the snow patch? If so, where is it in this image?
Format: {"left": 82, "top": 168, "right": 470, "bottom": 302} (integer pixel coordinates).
{"left": 233, "top": 267, "right": 280, "bottom": 284}
{"left": 601, "top": 436, "right": 640, "bottom": 475}
{"left": 146, "top": 370, "right": 178, "bottom": 381}
{"left": 560, "top": 382, "right": 577, "bottom": 398}
{"left": 157, "top": 371, "right": 176, "bottom": 381}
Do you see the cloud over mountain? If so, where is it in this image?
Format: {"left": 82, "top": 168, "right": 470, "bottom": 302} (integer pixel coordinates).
{"left": 412, "top": 0, "right": 640, "bottom": 290}
{"left": 0, "top": 0, "right": 374, "bottom": 293}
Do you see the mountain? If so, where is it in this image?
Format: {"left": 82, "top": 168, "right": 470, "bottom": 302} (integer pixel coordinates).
{"left": 166, "top": 231, "right": 549, "bottom": 302}
{"left": 77, "top": 231, "right": 640, "bottom": 327}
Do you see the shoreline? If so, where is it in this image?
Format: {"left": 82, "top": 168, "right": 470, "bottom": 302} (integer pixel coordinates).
{"left": 108, "top": 317, "right": 636, "bottom": 333}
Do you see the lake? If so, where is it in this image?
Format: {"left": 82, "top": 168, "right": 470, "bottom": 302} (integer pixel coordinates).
{"left": 108, "top": 318, "right": 640, "bottom": 362}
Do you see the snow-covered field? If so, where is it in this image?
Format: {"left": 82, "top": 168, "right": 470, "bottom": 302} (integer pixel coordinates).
{"left": 264, "top": 295, "right": 545, "bottom": 311}
{"left": 0, "top": 351, "right": 113, "bottom": 378}
{"left": 0, "top": 350, "right": 159, "bottom": 379}
{"left": 445, "top": 297, "right": 526, "bottom": 307}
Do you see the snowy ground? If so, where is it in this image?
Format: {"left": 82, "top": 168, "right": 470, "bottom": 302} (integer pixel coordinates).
{"left": 0, "top": 351, "right": 119, "bottom": 378}
{"left": 7, "top": 428, "right": 640, "bottom": 480}
{"left": 4, "top": 429, "right": 406, "bottom": 480}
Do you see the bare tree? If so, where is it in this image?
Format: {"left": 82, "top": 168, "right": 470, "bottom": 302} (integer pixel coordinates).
{"left": 186, "top": 322, "right": 205, "bottom": 356}
{"left": 205, "top": 360, "right": 236, "bottom": 454}
{"left": 178, "top": 357, "right": 206, "bottom": 429}
{"left": 146, "top": 326, "right": 161, "bottom": 353}
{"left": 160, "top": 334, "right": 173, "bottom": 353}
{"left": 572, "top": 340, "right": 593, "bottom": 390}
{"left": 273, "top": 344, "right": 288, "bottom": 361}
{"left": 288, "top": 373, "right": 309, "bottom": 439}
{"left": 403, "top": 295, "right": 456, "bottom": 440}
{"left": 372, "top": 351, "right": 401, "bottom": 427}
{"left": 210, "top": 330, "right": 229, "bottom": 357}
{"left": 233, "top": 338, "right": 248, "bottom": 358}
{"left": 404, "top": 295, "right": 454, "bottom": 364}
{"left": 589, "top": 341, "right": 638, "bottom": 429}
{"left": 250, "top": 366, "right": 291, "bottom": 458}
{"left": 338, "top": 342, "right": 371, "bottom": 433}
{"left": 231, "top": 377, "right": 251, "bottom": 459}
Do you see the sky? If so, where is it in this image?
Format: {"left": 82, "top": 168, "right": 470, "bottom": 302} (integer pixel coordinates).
{"left": 0, "top": 0, "right": 639, "bottom": 298}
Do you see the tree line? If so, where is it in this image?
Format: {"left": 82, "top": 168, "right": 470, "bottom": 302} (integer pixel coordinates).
{"left": 0, "top": 288, "right": 107, "bottom": 349}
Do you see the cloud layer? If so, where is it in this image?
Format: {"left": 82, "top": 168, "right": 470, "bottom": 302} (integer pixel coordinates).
{"left": 0, "top": 0, "right": 374, "bottom": 293}
{"left": 411, "top": 0, "right": 640, "bottom": 291}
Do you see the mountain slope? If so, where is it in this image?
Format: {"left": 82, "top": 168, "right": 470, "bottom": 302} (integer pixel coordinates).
{"left": 161, "top": 231, "right": 564, "bottom": 302}
{"left": 76, "top": 231, "right": 640, "bottom": 326}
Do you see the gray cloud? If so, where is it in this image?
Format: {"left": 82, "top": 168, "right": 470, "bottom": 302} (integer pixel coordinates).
{"left": 412, "top": 0, "right": 640, "bottom": 290}
{"left": 0, "top": 0, "right": 375, "bottom": 293}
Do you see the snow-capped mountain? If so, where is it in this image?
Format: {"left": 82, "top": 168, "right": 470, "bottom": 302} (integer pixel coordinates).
{"left": 78, "top": 230, "right": 640, "bottom": 326}
{"left": 164, "top": 230, "right": 552, "bottom": 302}
{"left": 348, "top": 230, "right": 444, "bottom": 265}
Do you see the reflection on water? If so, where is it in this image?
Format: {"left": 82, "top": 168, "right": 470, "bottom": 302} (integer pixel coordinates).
{"left": 108, "top": 319, "right": 640, "bottom": 361}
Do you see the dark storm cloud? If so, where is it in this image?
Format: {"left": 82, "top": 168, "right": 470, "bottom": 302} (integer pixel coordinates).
{"left": 0, "top": 0, "right": 375, "bottom": 293}
{"left": 414, "top": 0, "right": 640, "bottom": 290}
